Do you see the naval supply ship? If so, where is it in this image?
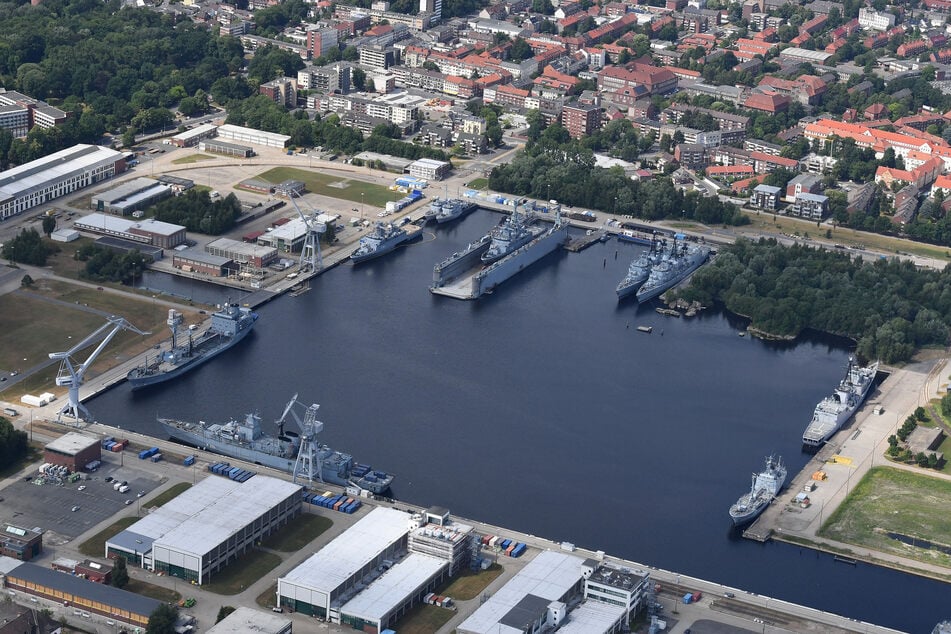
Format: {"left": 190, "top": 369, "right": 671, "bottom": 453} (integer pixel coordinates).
{"left": 350, "top": 222, "right": 415, "bottom": 264}
{"left": 802, "top": 357, "right": 879, "bottom": 449}
{"left": 159, "top": 395, "right": 395, "bottom": 494}
{"left": 635, "top": 236, "right": 710, "bottom": 303}
{"left": 616, "top": 238, "right": 665, "bottom": 300}
{"left": 127, "top": 304, "right": 257, "bottom": 389}
{"left": 729, "top": 455, "right": 787, "bottom": 526}
{"left": 481, "top": 208, "right": 544, "bottom": 264}
{"left": 435, "top": 198, "right": 477, "bottom": 224}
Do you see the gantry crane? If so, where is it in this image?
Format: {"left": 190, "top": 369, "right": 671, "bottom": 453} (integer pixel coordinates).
{"left": 286, "top": 191, "right": 325, "bottom": 273}
{"left": 49, "top": 315, "right": 149, "bottom": 421}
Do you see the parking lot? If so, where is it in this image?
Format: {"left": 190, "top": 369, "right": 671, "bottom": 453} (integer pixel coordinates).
{"left": 2, "top": 463, "right": 161, "bottom": 540}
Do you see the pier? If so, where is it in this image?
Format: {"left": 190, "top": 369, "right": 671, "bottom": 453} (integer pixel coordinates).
{"left": 564, "top": 229, "right": 607, "bottom": 252}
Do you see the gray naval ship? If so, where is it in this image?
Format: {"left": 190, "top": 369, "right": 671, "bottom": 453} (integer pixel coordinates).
{"left": 729, "top": 455, "right": 787, "bottom": 526}
{"left": 350, "top": 222, "right": 414, "bottom": 264}
{"left": 159, "top": 396, "right": 395, "bottom": 494}
{"left": 802, "top": 357, "right": 879, "bottom": 449}
{"left": 635, "top": 236, "right": 710, "bottom": 303}
{"left": 435, "top": 198, "right": 477, "bottom": 224}
{"left": 616, "top": 237, "right": 665, "bottom": 299}
{"left": 481, "top": 208, "right": 544, "bottom": 264}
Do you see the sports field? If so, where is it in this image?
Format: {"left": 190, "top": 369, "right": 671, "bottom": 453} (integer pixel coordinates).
{"left": 256, "top": 167, "right": 403, "bottom": 207}
{"left": 819, "top": 466, "right": 951, "bottom": 568}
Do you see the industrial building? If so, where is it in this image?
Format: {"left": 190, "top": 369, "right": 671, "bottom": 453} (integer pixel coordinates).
{"left": 408, "top": 520, "right": 474, "bottom": 575}
{"left": 169, "top": 123, "right": 218, "bottom": 148}
{"left": 199, "top": 139, "right": 254, "bottom": 158}
{"left": 0, "top": 556, "right": 161, "bottom": 629}
{"left": 277, "top": 507, "right": 410, "bottom": 619}
{"left": 90, "top": 177, "right": 172, "bottom": 216}
{"left": 206, "top": 237, "right": 279, "bottom": 268}
{"left": 457, "top": 551, "right": 591, "bottom": 634}
{"left": 206, "top": 607, "right": 292, "bottom": 634}
{"left": 257, "top": 217, "right": 312, "bottom": 253}
{"left": 584, "top": 563, "right": 650, "bottom": 621}
{"left": 171, "top": 250, "right": 238, "bottom": 277}
{"left": 216, "top": 124, "right": 291, "bottom": 149}
{"left": 0, "top": 144, "right": 126, "bottom": 221}
{"left": 338, "top": 553, "right": 448, "bottom": 633}
{"left": 44, "top": 432, "right": 100, "bottom": 472}
{"left": 105, "top": 475, "right": 301, "bottom": 585}
{"left": 0, "top": 525, "right": 43, "bottom": 562}
{"left": 407, "top": 158, "right": 451, "bottom": 181}
{"left": 74, "top": 213, "right": 186, "bottom": 249}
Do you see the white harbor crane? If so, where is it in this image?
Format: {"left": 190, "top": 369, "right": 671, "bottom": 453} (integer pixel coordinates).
{"left": 49, "top": 315, "right": 149, "bottom": 421}
{"left": 286, "top": 191, "right": 325, "bottom": 273}
{"left": 277, "top": 393, "right": 325, "bottom": 485}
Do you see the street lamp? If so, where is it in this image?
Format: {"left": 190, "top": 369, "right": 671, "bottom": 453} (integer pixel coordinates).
{"left": 361, "top": 192, "right": 365, "bottom": 220}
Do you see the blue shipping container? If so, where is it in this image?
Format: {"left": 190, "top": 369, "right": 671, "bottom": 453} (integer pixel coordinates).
{"left": 184, "top": 456, "right": 195, "bottom": 466}
{"left": 500, "top": 539, "right": 511, "bottom": 550}
{"left": 511, "top": 543, "right": 527, "bottom": 557}
{"left": 138, "top": 449, "right": 150, "bottom": 459}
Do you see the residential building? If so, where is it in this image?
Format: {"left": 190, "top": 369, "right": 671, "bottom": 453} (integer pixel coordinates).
{"left": 359, "top": 45, "right": 398, "bottom": 69}
{"left": 786, "top": 173, "right": 822, "bottom": 201}
{"left": 409, "top": 158, "right": 451, "bottom": 181}
{"left": 751, "top": 184, "right": 781, "bottom": 210}
{"left": 563, "top": 102, "right": 602, "bottom": 139}
{"left": 306, "top": 27, "right": 339, "bottom": 59}
{"left": 674, "top": 142, "right": 706, "bottom": 169}
{"left": 298, "top": 64, "right": 352, "bottom": 93}
{"left": 858, "top": 7, "right": 896, "bottom": 31}
{"left": 789, "top": 192, "right": 829, "bottom": 219}
{"left": 260, "top": 77, "right": 297, "bottom": 108}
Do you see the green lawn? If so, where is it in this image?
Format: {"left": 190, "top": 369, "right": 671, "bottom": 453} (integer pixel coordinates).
{"left": 255, "top": 582, "right": 278, "bottom": 609}
{"left": 171, "top": 153, "right": 216, "bottom": 165}
{"left": 466, "top": 177, "right": 488, "bottom": 190}
{"left": 125, "top": 578, "right": 181, "bottom": 603}
{"left": 390, "top": 603, "right": 455, "bottom": 634}
{"left": 260, "top": 514, "right": 333, "bottom": 552}
{"left": 255, "top": 167, "right": 403, "bottom": 208}
{"left": 819, "top": 466, "right": 951, "bottom": 568}
{"left": 142, "top": 482, "right": 192, "bottom": 509}
{"left": 78, "top": 517, "right": 139, "bottom": 557}
{"left": 203, "top": 550, "right": 283, "bottom": 595}
{"left": 439, "top": 563, "right": 503, "bottom": 601}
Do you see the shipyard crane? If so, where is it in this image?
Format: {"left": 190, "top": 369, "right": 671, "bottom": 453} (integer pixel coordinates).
{"left": 49, "top": 315, "right": 149, "bottom": 421}
{"left": 278, "top": 394, "right": 325, "bottom": 485}
{"left": 286, "top": 191, "right": 325, "bottom": 273}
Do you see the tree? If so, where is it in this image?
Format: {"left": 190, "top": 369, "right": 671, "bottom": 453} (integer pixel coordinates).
{"left": 41, "top": 215, "right": 56, "bottom": 238}
{"left": 111, "top": 556, "right": 129, "bottom": 589}
{"left": 215, "top": 606, "right": 236, "bottom": 623}
{"left": 914, "top": 406, "right": 927, "bottom": 421}
{"left": 0, "top": 418, "right": 29, "bottom": 468}
{"left": 352, "top": 68, "right": 367, "bottom": 91}
{"left": 2, "top": 228, "right": 57, "bottom": 266}
{"left": 147, "top": 604, "right": 179, "bottom": 634}
{"left": 20, "top": 274, "right": 34, "bottom": 288}
{"left": 122, "top": 127, "right": 137, "bottom": 148}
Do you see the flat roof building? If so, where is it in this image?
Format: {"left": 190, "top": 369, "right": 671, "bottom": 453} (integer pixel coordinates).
{"left": 206, "top": 237, "right": 279, "bottom": 268}
{"left": 0, "top": 525, "right": 43, "bottom": 562}
{"left": 172, "top": 250, "right": 238, "bottom": 277}
{"left": 2, "top": 558, "right": 160, "bottom": 629}
{"left": 408, "top": 158, "right": 451, "bottom": 181}
{"left": 257, "top": 217, "right": 321, "bottom": 254}
{"left": 0, "top": 144, "right": 126, "bottom": 221}
{"left": 217, "top": 124, "right": 291, "bottom": 149}
{"left": 205, "top": 607, "right": 292, "bottom": 634}
{"left": 200, "top": 139, "right": 254, "bottom": 158}
{"left": 74, "top": 213, "right": 186, "bottom": 249}
{"left": 106, "top": 475, "right": 301, "bottom": 584}
{"left": 44, "top": 432, "right": 100, "bottom": 472}
{"left": 339, "top": 553, "right": 448, "bottom": 633}
{"left": 91, "top": 177, "right": 172, "bottom": 216}
{"left": 457, "top": 551, "right": 588, "bottom": 634}
{"left": 278, "top": 507, "right": 410, "bottom": 619}
{"left": 170, "top": 123, "right": 218, "bottom": 148}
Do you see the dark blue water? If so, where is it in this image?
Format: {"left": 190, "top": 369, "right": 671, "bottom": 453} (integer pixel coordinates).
{"left": 90, "top": 210, "right": 948, "bottom": 633}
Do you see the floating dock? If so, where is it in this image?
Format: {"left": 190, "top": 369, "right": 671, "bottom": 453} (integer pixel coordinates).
{"left": 564, "top": 230, "right": 607, "bottom": 252}
{"left": 431, "top": 206, "right": 569, "bottom": 300}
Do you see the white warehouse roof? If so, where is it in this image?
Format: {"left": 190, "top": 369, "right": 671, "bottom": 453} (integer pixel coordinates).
{"left": 281, "top": 507, "right": 409, "bottom": 594}
{"left": 0, "top": 144, "right": 123, "bottom": 203}
{"left": 340, "top": 553, "right": 447, "bottom": 621}
{"left": 205, "top": 607, "right": 292, "bottom": 634}
{"left": 457, "top": 551, "right": 587, "bottom": 634}
{"left": 76, "top": 212, "right": 184, "bottom": 237}
{"left": 556, "top": 600, "right": 627, "bottom": 633}
{"left": 45, "top": 432, "right": 99, "bottom": 456}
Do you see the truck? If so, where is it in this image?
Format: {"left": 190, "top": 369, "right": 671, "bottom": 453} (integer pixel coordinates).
{"left": 118, "top": 485, "right": 130, "bottom": 493}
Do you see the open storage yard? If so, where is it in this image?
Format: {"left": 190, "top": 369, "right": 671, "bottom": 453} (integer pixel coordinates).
{"left": 819, "top": 466, "right": 951, "bottom": 568}
{"left": 255, "top": 167, "right": 404, "bottom": 207}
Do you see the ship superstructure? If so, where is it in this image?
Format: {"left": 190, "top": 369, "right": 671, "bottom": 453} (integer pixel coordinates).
{"left": 802, "top": 358, "right": 879, "bottom": 448}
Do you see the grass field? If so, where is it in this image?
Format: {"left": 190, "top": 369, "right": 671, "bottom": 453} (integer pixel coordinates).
{"left": 255, "top": 582, "right": 278, "bottom": 609}
{"left": 439, "top": 563, "right": 503, "bottom": 601}
{"left": 203, "top": 550, "right": 283, "bottom": 595}
{"left": 819, "top": 466, "right": 951, "bottom": 568}
{"left": 142, "top": 482, "right": 192, "bottom": 509}
{"left": 171, "top": 154, "right": 216, "bottom": 165}
{"left": 390, "top": 603, "right": 455, "bottom": 634}
{"left": 261, "top": 515, "right": 333, "bottom": 552}
{"left": 125, "top": 578, "right": 181, "bottom": 603}
{"left": 78, "top": 517, "right": 139, "bottom": 557}
{"left": 256, "top": 167, "right": 403, "bottom": 208}
{"left": 466, "top": 178, "right": 488, "bottom": 190}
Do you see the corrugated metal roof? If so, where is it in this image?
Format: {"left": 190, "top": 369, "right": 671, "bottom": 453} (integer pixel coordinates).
{"left": 340, "top": 554, "right": 447, "bottom": 621}
{"left": 0, "top": 144, "right": 122, "bottom": 195}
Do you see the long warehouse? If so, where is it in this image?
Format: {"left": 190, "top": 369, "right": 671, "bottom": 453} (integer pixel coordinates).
{"left": 105, "top": 475, "right": 301, "bottom": 584}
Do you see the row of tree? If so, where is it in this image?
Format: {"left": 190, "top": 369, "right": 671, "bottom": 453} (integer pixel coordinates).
{"left": 0, "top": 418, "right": 28, "bottom": 470}
{"left": 674, "top": 239, "right": 951, "bottom": 364}
{"left": 1, "top": 228, "right": 58, "bottom": 265}
{"left": 74, "top": 244, "right": 151, "bottom": 285}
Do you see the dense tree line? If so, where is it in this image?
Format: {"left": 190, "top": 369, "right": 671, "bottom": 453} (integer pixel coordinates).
{"left": 1, "top": 228, "right": 58, "bottom": 265}
{"left": 0, "top": 417, "right": 29, "bottom": 469}
{"left": 75, "top": 243, "right": 150, "bottom": 285}
{"left": 674, "top": 239, "right": 951, "bottom": 363}
{"left": 488, "top": 123, "right": 747, "bottom": 225}
{"left": 150, "top": 190, "right": 242, "bottom": 235}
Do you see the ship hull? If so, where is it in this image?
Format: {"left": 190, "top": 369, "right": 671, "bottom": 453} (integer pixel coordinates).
{"left": 435, "top": 201, "right": 475, "bottom": 224}
{"left": 801, "top": 363, "right": 878, "bottom": 448}
{"left": 616, "top": 276, "right": 647, "bottom": 299}
{"left": 350, "top": 234, "right": 411, "bottom": 264}
{"left": 729, "top": 503, "right": 768, "bottom": 527}
{"left": 160, "top": 420, "right": 297, "bottom": 471}
{"left": 636, "top": 253, "right": 708, "bottom": 304}
{"left": 481, "top": 230, "right": 540, "bottom": 265}
{"left": 128, "top": 322, "right": 255, "bottom": 390}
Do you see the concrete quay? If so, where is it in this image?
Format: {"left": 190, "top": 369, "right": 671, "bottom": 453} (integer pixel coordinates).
{"left": 4, "top": 419, "right": 906, "bottom": 634}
